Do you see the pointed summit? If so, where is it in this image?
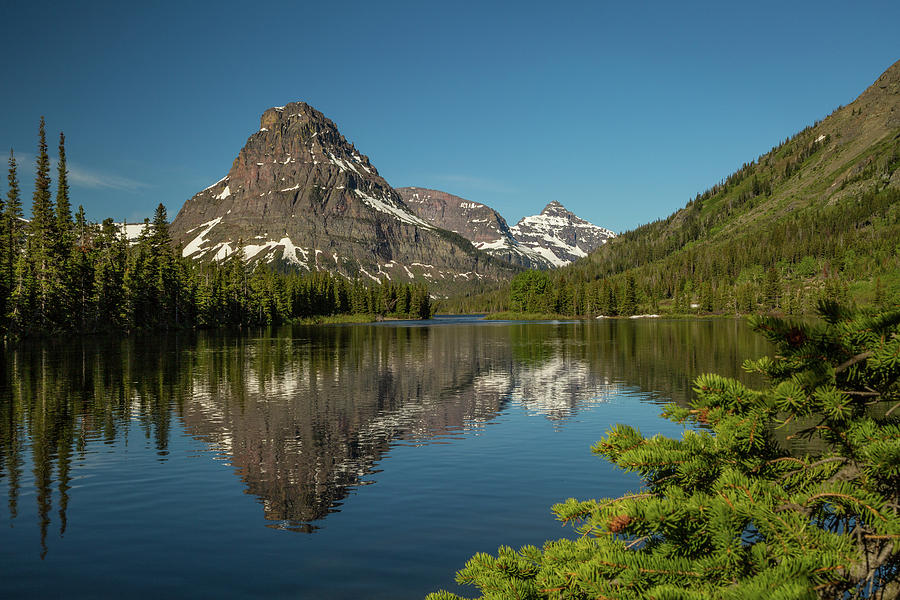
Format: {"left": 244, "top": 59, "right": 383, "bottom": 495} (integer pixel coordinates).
{"left": 511, "top": 202, "right": 616, "bottom": 267}
{"left": 542, "top": 200, "right": 565, "bottom": 212}
{"left": 169, "top": 102, "right": 518, "bottom": 291}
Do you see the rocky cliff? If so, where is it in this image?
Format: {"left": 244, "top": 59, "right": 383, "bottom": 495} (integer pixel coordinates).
{"left": 170, "top": 103, "right": 518, "bottom": 291}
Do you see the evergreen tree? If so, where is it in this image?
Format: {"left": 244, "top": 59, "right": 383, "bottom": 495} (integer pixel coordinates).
{"left": 52, "top": 131, "right": 76, "bottom": 324}
{"left": 91, "top": 219, "right": 127, "bottom": 330}
{"left": 4, "top": 149, "right": 24, "bottom": 291}
{"left": 700, "top": 280, "right": 714, "bottom": 312}
{"left": 55, "top": 132, "right": 73, "bottom": 242}
{"left": 0, "top": 153, "right": 7, "bottom": 308}
{"left": 621, "top": 273, "right": 637, "bottom": 315}
{"left": 70, "top": 205, "right": 93, "bottom": 330}
{"left": 24, "top": 117, "right": 58, "bottom": 328}
{"left": 604, "top": 282, "right": 618, "bottom": 316}
{"left": 149, "top": 204, "right": 179, "bottom": 327}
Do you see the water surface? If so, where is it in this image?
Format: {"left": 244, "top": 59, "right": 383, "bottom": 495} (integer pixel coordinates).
{"left": 0, "top": 317, "right": 769, "bottom": 598}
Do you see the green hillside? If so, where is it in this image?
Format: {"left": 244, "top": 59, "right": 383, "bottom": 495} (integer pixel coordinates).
{"left": 442, "top": 59, "right": 900, "bottom": 316}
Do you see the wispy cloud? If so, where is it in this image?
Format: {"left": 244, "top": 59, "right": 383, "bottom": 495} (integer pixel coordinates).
{"left": 430, "top": 174, "right": 518, "bottom": 195}
{"left": 5, "top": 151, "right": 151, "bottom": 193}
{"left": 66, "top": 164, "right": 150, "bottom": 192}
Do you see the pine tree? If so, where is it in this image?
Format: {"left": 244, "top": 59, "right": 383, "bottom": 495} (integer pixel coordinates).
{"left": 428, "top": 302, "right": 900, "bottom": 599}
{"left": 4, "top": 150, "right": 24, "bottom": 291}
{"left": 149, "top": 203, "right": 179, "bottom": 327}
{"left": 0, "top": 153, "right": 7, "bottom": 310}
{"left": 55, "top": 132, "right": 73, "bottom": 242}
{"left": 51, "top": 131, "right": 76, "bottom": 325}
{"left": 700, "top": 280, "right": 714, "bottom": 312}
{"left": 91, "top": 218, "right": 127, "bottom": 330}
{"left": 70, "top": 205, "right": 93, "bottom": 330}
{"left": 621, "top": 273, "right": 637, "bottom": 315}
{"left": 25, "top": 117, "right": 58, "bottom": 329}
{"left": 605, "top": 282, "right": 618, "bottom": 316}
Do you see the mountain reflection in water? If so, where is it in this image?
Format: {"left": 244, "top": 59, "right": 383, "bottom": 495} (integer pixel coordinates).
{"left": 0, "top": 317, "right": 769, "bottom": 553}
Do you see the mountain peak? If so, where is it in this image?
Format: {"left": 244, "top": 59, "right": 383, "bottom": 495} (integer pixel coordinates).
{"left": 170, "top": 102, "right": 518, "bottom": 291}
{"left": 259, "top": 102, "right": 333, "bottom": 132}
{"left": 541, "top": 200, "right": 567, "bottom": 214}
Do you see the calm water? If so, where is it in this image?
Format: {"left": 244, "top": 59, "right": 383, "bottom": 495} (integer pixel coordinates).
{"left": 0, "top": 317, "right": 770, "bottom": 599}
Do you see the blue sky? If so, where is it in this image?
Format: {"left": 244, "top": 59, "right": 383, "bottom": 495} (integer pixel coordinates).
{"left": 1, "top": 0, "right": 897, "bottom": 232}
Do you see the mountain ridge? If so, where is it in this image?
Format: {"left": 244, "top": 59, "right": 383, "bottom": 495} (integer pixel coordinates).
{"left": 396, "top": 187, "right": 615, "bottom": 269}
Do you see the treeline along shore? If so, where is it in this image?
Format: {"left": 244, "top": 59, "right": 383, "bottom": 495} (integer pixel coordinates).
{"left": 0, "top": 118, "right": 431, "bottom": 339}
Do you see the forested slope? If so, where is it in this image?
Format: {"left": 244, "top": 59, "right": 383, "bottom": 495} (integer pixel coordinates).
{"left": 443, "top": 59, "right": 900, "bottom": 316}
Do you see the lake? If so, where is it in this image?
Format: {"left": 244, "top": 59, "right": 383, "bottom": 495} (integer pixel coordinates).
{"left": 0, "top": 316, "right": 771, "bottom": 598}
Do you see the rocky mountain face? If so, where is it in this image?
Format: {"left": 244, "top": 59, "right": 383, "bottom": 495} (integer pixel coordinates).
{"left": 397, "top": 187, "right": 546, "bottom": 269}
{"left": 397, "top": 187, "right": 615, "bottom": 269}
{"left": 396, "top": 187, "right": 511, "bottom": 245}
{"left": 510, "top": 201, "right": 617, "bottom": 267}
{"left": 170, "top": 103, "right": 517, "bottom": 292}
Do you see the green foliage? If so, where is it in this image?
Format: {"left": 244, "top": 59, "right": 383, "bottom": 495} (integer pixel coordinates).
{"left": 1, "top": 150, "right": 23, "bottom": 306}
{"left": 428, "top": 303, "right": 900, "bottom": 599}
{"left": 509, "top": 270, "right": 553, "bottom": 314}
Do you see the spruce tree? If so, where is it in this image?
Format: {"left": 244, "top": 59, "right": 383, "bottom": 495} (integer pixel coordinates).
{"left": 4, "top": 150, "right": 24, "bottom": 291}
{"left": 605, "top": 283, "right": 618, "bottom": 316}
{"left": 0, "top": 153, "right": 7, "bottom": 309}
{"left": 52, "top": 131, "right": 76, "bottom": 325}
{"left": 25, "top": 117, "right": 58, "bottom": 328}
{"left": 55, "top": 132, "right": 73, "bottom": 241}
{"left": 91, "top": 218, "right": 127, "bottom": 331}
{"left": 622, "top": 273, "right": 637, "bottom": 315}
{"left": 149, "top": 203, "right": 179, "bottom": 327}
{"left": 71, "top": 205, "right": 93, "bottom": 330}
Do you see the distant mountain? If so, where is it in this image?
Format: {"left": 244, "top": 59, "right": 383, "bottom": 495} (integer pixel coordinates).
{"left": 397, "top": 187, "right": 548, "bottom": 269}
{"left": 396, "top": 187, "right": 615, "bottom": 269}
{"left": 510, "top": 201, "right": 616, "bottom": 267}
{"left": 170, "top": 103, "right": 518, "bottom": 292}
{"left": 396, "top": 187, "right": 511, "bottom": 245}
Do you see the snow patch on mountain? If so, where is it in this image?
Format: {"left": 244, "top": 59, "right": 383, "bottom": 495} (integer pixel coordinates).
{"left": 183, "top": 217, "right": 223, "bottom": 257}
{"left": 215, "top": 185, "right": 232, "bottom": 200}
{"left": 507, "top": 201, "right": 616, "bottom": 267}
{"left": 353, "top": 189, "right": 433, "bottom": 229}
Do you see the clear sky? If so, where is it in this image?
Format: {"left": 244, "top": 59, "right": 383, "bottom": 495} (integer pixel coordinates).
{"left": 1, "top": 0, "right": 897, "bottom": 232}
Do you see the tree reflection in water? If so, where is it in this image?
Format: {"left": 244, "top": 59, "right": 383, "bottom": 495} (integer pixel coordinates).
{"left": 0, "top": 318, "right": 769, "bottom": 555}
